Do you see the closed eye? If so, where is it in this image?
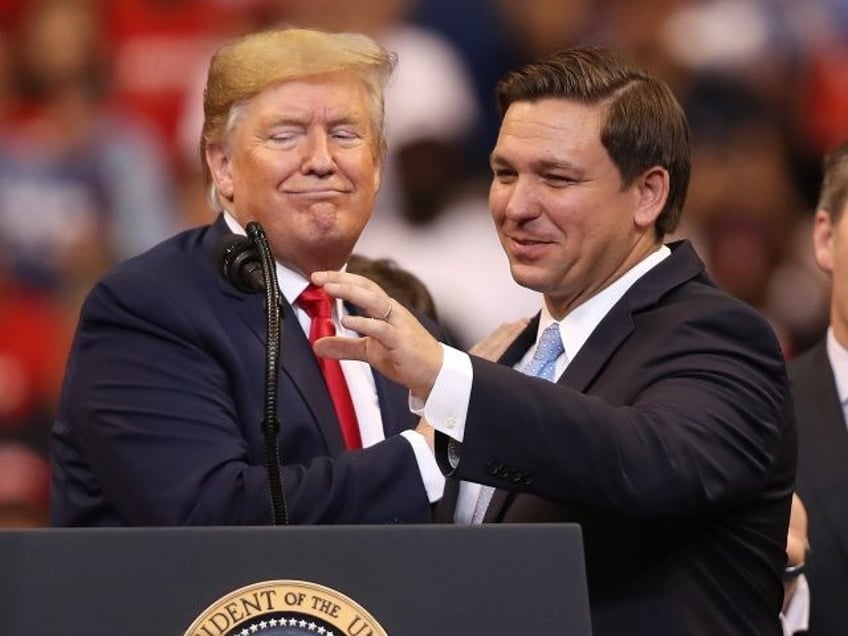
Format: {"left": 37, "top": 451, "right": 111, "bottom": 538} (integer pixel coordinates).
{"left": 542, "top": 174, "right": 576, "bottom": 187}
{"left": 268, "top": 130, "right": 299, "bottom": 144}
{"left": 492, "top": 167, "right": 516, "bottom": 183}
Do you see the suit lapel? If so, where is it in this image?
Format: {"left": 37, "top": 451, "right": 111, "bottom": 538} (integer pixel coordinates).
{"left": 482, "top": 241, "right": 708, "bottom": 522}
{"left": 206, "top": 215, "right": 345, "bottom": 453}
{"left": 562, "top": 240, "right": 707, "bottom": 392}
{"left": 795, "top": 341, "right": 848, "bottom": 557}
{"left": 279, "top": 300, "right": 346, "bottom": 452}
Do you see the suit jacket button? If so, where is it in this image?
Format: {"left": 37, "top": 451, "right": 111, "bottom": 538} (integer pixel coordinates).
{"left": 497, "top": 466, "right": 510, "bottom": 479}
{"left": 487, "top": 462, "right": 500, "bottom": 476}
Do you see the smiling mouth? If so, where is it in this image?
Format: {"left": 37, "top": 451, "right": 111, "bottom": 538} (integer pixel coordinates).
{"left": 286, "top": 189, "right": 348, "bottom": 197}
{"left": 509, "top": 235, "right": 550, "bottom": 247}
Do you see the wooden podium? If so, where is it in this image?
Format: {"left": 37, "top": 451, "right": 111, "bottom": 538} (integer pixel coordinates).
{"left": 0, "top": 523, "right": 591, "bottom": 635}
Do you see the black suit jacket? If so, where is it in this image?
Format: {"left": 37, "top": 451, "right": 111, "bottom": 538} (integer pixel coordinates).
{"left": 789, "top": 338, "right": 848, "bottom": 636}
{"left": 437, "top": 241, "right": 796, "bottom": 636}
{"left": 51, "top": 215, "right": 435, "bottom": 526}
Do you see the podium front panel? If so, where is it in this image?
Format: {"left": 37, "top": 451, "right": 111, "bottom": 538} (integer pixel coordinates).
{"left": 0, "top": 523, "right": 590, "bottom": 636}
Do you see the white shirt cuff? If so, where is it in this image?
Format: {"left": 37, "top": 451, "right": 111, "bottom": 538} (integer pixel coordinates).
{"left": 781, "top": 574, "right": 810, "bottom": 635}
{"left": 400, "top": 430, "right": 445, "bottom": 503}
{"left": 410, "top": 344, "right": 472, "bottom": 442}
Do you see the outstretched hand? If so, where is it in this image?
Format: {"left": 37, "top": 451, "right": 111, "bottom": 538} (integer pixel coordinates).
{"left": 311, "top": 270, "right": 444, "bottom": 400}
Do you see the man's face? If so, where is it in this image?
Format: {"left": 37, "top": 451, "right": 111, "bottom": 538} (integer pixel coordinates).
{"left": 208, "top": 73, "right": 382, "bottom": 275}
{"left": 815, "top": 202, "right": 848, "bottom": 344}
{"left": 489, "top": 98, "right": 659, "bottom": 318}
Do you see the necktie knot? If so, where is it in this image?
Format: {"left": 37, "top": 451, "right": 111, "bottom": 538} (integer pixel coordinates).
{"left": 522, "top": 323, "right": 564, "bottom": 381}
{"left": 297, "top": 284, "right": 332, "bottom": 320}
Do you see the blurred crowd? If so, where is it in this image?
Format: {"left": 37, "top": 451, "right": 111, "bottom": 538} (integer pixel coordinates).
{"left": 0, "top": 0, "right": 846, "bottom": 527}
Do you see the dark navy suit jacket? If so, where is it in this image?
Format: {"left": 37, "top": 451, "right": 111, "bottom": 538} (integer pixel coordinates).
{"left": 436, "top": 241, "right": 796, "bottom": 636}
{"left": 51, "top": 216, "right": 434, "bottom": 526}
{"left": 789, "top": 339, "right": 848, "bottom": 636}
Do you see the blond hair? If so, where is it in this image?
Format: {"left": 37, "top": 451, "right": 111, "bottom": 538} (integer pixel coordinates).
{"left": 201, "top": 27, "right": 395, "bottom": 209}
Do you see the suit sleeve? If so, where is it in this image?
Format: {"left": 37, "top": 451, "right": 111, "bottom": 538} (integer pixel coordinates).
{"left": 452, "top": 302, "right": 794, "bottom": 519}
{"left": 55, "top": 272, "right": 432, "bottom": 526}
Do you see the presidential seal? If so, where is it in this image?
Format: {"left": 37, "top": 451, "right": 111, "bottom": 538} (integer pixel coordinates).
{"left": 184, "top": 580, "right": 388, "bottom": 636}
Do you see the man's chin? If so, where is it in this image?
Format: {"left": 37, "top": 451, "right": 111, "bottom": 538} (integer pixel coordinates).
{"left": 509, "top": 265, "right": 548, "bottom": 294}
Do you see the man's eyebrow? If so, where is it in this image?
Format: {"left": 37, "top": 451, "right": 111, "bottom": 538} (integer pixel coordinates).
{"left": 259, "top": 115, "right": 304, "bottom": 128}
{"left": 532, "top": 158, "right": 581, "bottom": 172}
{"left": 489, "top": 152, "right": 510, "bottom": 167}
{"left": 489, "top": 153, "right": 583, "bottom": 174}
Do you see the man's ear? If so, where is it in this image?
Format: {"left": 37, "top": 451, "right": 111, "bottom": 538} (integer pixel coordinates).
{"left": 632, "top": 166, "right": 669, "bottom": 230}
{"left": 206, "top": 142, "right": 234, "bottom": 201}
{"left": 373, "top": 158, "right": 383, "bottom": 194}
{"left": 813, "top": 209, "right": 835, "bottom": 274}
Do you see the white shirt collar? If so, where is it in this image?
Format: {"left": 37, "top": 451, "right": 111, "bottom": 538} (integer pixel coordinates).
{"left": 536, "top": 245, "right": 671, "bottom": 364}
{"left": 222, "top": 212, "right": 348, "bottom": 331}
{"left": 826, "top": 327, "right": 848, "bottom": 406}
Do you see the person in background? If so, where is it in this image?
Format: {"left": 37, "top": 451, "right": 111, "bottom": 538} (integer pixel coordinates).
{"left": 347, "top": 253, "right": 439, "bottom": 322}
{"left": 50, "top": 27, "right": 448, "bottom": 527}
{"left": 0, "top": 442, "right": 51, "bottom": 528}
{"left": 788, "top": 139, "right": 848, "bottom": 636}
{"left": 313, "top": 46, "right": 795, "bottom": 635}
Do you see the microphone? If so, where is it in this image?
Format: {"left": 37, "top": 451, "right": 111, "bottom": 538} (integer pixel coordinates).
{"left": 218, "top": 234, "right": 265, "bottom": 293}
{"left": 216, "top": 223, "right": 289, "bottom": 525}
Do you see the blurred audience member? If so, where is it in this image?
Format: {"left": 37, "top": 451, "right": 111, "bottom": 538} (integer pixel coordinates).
{"left": 789, "top": 140, "right": 848, "bottom": 636}
{"left": 0, "top": 442, "right": 50, "bottom": 528}
{"left": 0, "top": 273, "right": 68, "bottom": 450}
{"left": 0, "top": 0, "right": 177, "bottom": 299}
{"left": 679, "top": 76, "right": 828, "bottom": 357}
{"left": 103, "top": 0, "right": 269, "bottom": 172}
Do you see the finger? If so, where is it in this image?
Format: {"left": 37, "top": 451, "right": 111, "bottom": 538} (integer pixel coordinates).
{"left": 313, "top": 269, "right": 378, "bottom": 291}
{"left": 313, "top": 272, "right": 393, "bottom": 320}
{"left": 313, "top": 335, "right": 369, "bottom": 362}
{"left": 340, "top": 313, "right": 397, "bottom": 342}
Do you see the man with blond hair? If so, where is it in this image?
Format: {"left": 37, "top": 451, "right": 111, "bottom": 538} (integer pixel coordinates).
{"left": 50, "top": 28, "right": 446, "bottom": 526}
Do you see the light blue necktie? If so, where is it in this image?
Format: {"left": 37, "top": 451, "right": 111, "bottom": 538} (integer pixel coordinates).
{"left": 470, "top": 322, "right": 564, "bottom": 523}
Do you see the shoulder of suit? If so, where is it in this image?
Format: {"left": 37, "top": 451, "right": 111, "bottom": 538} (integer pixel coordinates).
{"left": 787, "top": 339, "right": 828, "bottom": 381}
{"left": 101, "top": 225, "right": 213, "bottom": 287}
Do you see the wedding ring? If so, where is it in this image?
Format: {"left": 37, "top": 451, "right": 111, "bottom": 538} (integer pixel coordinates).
{"left": 381, "top": 301, "right": 393, "bottom": 321}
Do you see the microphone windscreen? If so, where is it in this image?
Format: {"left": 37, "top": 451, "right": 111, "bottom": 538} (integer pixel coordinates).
{"left": 217, "top": 234, "right": 265, "bottom": 293}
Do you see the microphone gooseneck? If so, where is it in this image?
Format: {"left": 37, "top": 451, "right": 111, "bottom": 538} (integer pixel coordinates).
{"left": 217, "top": 225, "right": 289, "bottom": 525}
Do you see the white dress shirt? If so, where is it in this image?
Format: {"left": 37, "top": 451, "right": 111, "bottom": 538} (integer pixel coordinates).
{"left": 826, "top": 327, "right": 848, "bottom": 430}
{"left": 781, "top": 574, "right": 810, "bottom": 635}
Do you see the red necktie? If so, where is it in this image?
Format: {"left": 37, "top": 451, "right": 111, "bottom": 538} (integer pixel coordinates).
{"left": 296, "top": 284, "right": 362, "bottom": 449}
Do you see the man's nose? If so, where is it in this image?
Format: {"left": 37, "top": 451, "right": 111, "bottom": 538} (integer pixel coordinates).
{"left": 301, "top": 130, "right": 335, "bottom": 176}
{"left": 503, "top": 177, "right": 541, "bottom": 221}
